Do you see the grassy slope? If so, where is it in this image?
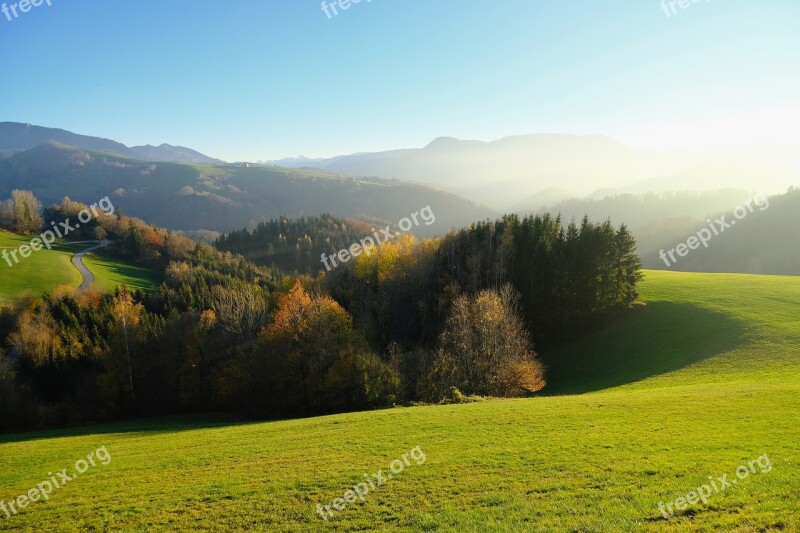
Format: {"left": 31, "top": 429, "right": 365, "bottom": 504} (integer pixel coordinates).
{"left": 81, "top": 254, "right": 162, "bottom": 294}
{"left": 0, "top": 271, "right": 798, "bottom": 532}
{"left": 0, "top": 231, "right": 81, "bottom": 304}
{"left": 0, "top": 231, "right": 160, "bottom": 303}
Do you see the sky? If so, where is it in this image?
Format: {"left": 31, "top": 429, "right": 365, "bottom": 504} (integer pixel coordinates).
{"left": 1, "top": 0, "right": 798, "bottom": 161}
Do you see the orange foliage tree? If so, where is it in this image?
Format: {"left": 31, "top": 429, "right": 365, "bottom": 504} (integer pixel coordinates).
{"left": 253, "top": 280, "right": 398, "bottom": 415}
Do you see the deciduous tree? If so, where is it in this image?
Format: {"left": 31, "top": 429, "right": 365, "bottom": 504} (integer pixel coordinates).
{"left": 10, "top": 190, "right": 43, "bottom": 234}
{"left": 109, "top": 290, "right": 144, "bottom": 408}
{"left": 429, "top": 285, "right": 545, "bottom": 399}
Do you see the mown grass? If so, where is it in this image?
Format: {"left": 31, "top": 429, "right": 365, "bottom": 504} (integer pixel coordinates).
{"left": 0, "top": 231, "right": 81, "bottom": 304}
{"left": 0, "top": 231, "right": 159, "bottom": 303}
{"left": 544, "top": 271, "right": 800, "bottom": 394}
{"left": 81, "top": 254, "right": 162, "bottom": 294}
{"left": 0, "top": 271, "right": 798, "bottom": 532}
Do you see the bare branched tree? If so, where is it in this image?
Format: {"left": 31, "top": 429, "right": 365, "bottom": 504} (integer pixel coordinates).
{"left": 9, "top": 308, "right": 64, "bottom": 367}
{"left": 431, "top": 284, "right": 545, "bottom": 398}
{"left": 210, "top": 285, "right": 268, "bottom": 340}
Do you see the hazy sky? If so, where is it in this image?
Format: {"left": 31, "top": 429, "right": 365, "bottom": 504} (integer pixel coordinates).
{"left": 1, "top": 0, "right": 798, "bottom": 161}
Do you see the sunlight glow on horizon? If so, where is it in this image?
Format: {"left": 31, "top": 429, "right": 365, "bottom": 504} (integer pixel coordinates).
{"left": 1, "top": 1, "right": 798, "bottom": 162}
{"left": 615, "top": 107, "right": 800, "bottom": 153}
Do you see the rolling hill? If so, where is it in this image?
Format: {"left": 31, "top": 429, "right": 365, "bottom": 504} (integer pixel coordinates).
{"left": 1, "top": 270, "right": 797, "bottom": 531}
{"left": 636, "top": 187, "right": 800, "bottom": 274}
{"left": 535, "top": 189, "right": 758, "bottom": 230}
{"left": 0, "top": 231, "right": 81, "bottom": 304}
{"left": 525, "top": 188, "right": 800, "bottom": 276}
{"left": 0, "top": 122, "right": 223, "bottom": 164}
{"left": 270, "top": 135, "right": 800, "bottom": 212}
{"left": 0, "top": 143, "right": 495, "bottom": 235}
{"left": 0, "top": 230, "right": 160, "bottom": 303}
{"left": 270, "top": 134, "right": 702, "bottom": 209}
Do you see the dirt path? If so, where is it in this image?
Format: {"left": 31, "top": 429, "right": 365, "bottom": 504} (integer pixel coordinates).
{"left": 71, "top": 241, "right": 112, "bottom": 291}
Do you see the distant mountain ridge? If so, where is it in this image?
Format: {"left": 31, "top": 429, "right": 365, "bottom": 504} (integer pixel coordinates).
{"left": 636, "top": 187, "right": 800, "bottom": 275}
{"left": 268, "top": 134, "right": 702, "bottom": 208}
{"left": 0, "top": 122, "right": 224, "bottom": 164}
{"left": 268, "top": 135, "right": 800, "bottom": 211}
{"left": 0, "top": 142, "right": 494, "bottom": 235}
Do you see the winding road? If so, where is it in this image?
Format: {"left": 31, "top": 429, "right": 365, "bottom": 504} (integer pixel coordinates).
{"left": 70, "top": 240, "right": 112, "bottom": 291}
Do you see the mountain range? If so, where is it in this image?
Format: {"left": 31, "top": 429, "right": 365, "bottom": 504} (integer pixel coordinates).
{"left": 3, "top": 122, "right": 799, "bottom": 255}
{"left": 0, "top": 122, "right": 224, "bottom": 164}
{"left": 0, "top": 141, "right": 493, "bottom": 235}
{"left": 268, "top": 135, "right": 800, "bottom": 211}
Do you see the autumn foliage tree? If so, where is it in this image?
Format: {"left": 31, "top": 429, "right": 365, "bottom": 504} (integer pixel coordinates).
{"left": 9, "top": 307, "right": 65, "bottom": 367}
{"left": 250, "top": 281, "right": 398, "bottom": 416}
{"left": 210, "top": 284, "right": 268, "bottom": 341}
{"left": 0, "top": 204, "right": 643, "bottom": 431}
{"left": 108, "top": 290, "right": 144, "bottom": 409}
{"left": 10, "top": 190, "right": 43, "bottom": 234}
{"left": 427, "top": 285, "right": 545, "bottom": 400}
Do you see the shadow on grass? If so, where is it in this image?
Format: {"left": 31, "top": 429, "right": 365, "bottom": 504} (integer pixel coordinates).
{"left": 0, "top": 414, "right": 256, "bottom": 445}
{"left": 539, "top": 301, "right": 747, "bottom": 395}
{"left": 88, "top": 253, "right": 163, "bottom": 290}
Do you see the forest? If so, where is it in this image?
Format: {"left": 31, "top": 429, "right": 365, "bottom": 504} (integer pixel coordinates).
{"left": 0, "top": 193, "right": 642, "bottom": 432}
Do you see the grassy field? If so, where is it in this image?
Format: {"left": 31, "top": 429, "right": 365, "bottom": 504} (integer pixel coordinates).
{"left": 0, "top": 271, "right": 797, "bottom": 531}
{"left": 0, "top": 231, "right": 81, "bottom": 304}
{"left": 0, "top": 231, "right": 159, "bottom": 303}
{"left": 81, "top": 254, "right": 162, "bottom": 294}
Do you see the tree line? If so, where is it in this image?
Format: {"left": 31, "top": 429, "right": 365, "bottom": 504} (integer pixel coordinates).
{"left": 215, "top": 214, "right": 368, "bottom": 274}
{"left": 0, "top": 193, "right": 642, "bottom": 432}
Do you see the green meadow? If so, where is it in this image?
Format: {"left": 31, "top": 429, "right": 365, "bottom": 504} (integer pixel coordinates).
{"left": 0, "top": 231, "right": 159, "bottom": 304}
{"left": 0, "top": 271, "right": 797, "bottom": 531}
{"left": 0, "top": 231, "right": 81, "bottom": 304}
{"left": 81, "top": 254, "right": 162, "bottom": 294}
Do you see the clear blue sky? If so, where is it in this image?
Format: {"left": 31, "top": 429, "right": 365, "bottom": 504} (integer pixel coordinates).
{"left": 1, "top": 0, "right": 798, "bottom": 160}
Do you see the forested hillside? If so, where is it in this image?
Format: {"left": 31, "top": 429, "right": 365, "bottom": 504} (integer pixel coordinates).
{"left": 0, "top": 143, "right": 493, "bottom": 235}
{"left": 638, "top": 188, "right": 800, "bottom": 274}
{"left": 0, "top": 122, "right": 223, "bottom": 164}
{"left": 0, "top": 193, "right": 641, "bottom": 431}
{"left": 215, "top": 215, "right": 370, "bottom": 274}
{"left": 537, "top": 189, "right": 756, "bottom": 230}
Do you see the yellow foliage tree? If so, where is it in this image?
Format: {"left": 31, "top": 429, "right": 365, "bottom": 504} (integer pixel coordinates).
{"left": 9, "top": 309, "right": 64, "bottom": 367}
{"left": 110, "top": 291, "right": 144, "bottom": 408}
{"left": 430, "top": 285, "right": 545, "bottom": 399}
